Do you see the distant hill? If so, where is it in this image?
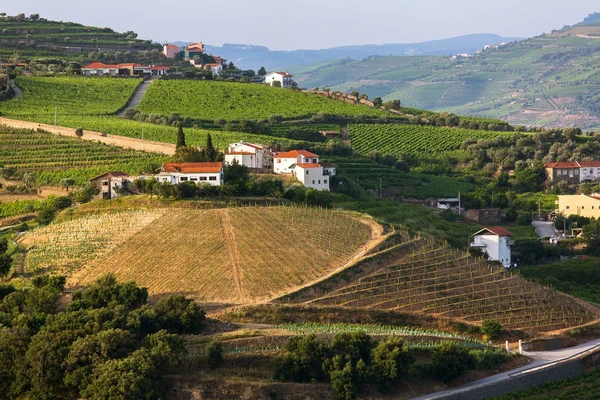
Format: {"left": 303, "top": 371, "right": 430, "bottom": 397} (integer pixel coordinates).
{"left": 289, "top": 16, "right": 600, "bottom": 129}
{"left": 172, "top": 34, "right": 521, "bottom": 71}
{"left": 0, "top": 14, "right": 160, "bottom": 60}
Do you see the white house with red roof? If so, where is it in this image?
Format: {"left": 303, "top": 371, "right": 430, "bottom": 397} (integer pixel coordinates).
{"left": 225, "top": 142, "right": 272, "bottom": 169}
{"left": 273, "top": 150, "right": 320, "bottom": 174}
{"left": 82, "top": 62, "right": 119, "bottom": 76}
{"left": 265, "top": 72, "right": 294, "bottom": 88}
{"left": 82, "top": 62, "right": 170, "bottom": 77}
{"left": 294, "top": 164, "right": 331, "bottom": 191}
{"left": 545, "top": 161, "right": 600, "bottom": 184}
{"left": 470, "top": 227, "right": 514, "bottom": 268}
{"left": 157, "top": 162, "right": 223, "bottom": 186}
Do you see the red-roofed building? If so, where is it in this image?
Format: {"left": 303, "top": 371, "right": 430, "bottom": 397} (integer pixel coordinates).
{"left": 273, "top": 150, "right": 320, "bottom": 174}
{"left": 225, "top": 142, "right": 272, "bottom": 169}
{"left": 294, "top": 163, "right": 332, "bottom": 191}
{"left": 88, "top": 171, "right": 131, "bottom": 199}
{"left": 163, "top": 44, "right": 180, "bottom": 59}
{"left": 470, "top": 227, "right": 514, "bottom": 268}
{"left": 82, "top": 62, "right": 120, "bottom": 76}
{"left": 544, "top": 161, "right": 600, "bottom": 184}
{"left": 83, "top": 62, "right": 170, "bottom": 77}
{"left": 264, "top": 71, "right": 295, "bottom": 88}
{"left": 158, "top": 162, "right": 223, "bottom": 186}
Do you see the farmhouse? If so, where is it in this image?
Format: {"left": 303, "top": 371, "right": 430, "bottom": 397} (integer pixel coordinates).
{"left": 157, "top": 162, "right": 223, "bottom": 186}
{"left": 82, "top": 62, "right": 170, "bottom": 77}
{"left": 557, "top": 194, "right": 600, "bottom": 219}
{"left": 224, "top": 142, "right": 272, "bottom": 169}
{"left": 273, "top": 150, "right": 320, "bottom": 174}
{"left": 163, "top": 44, "right": 179, "bottom": 59}
{"left": 88, "top": 171, "right": 131, "bottom": 200}
{"left": 545, "top": 161, "right": 600, "bottom": 184}
{"left": 265, "top": 72, "right": 294, "bottom": 88}
{"left": 470, "top": 227, "right": 514, "bottom": 268}
{"left": 294, "top": 164, "right": 333, "bottom": 191}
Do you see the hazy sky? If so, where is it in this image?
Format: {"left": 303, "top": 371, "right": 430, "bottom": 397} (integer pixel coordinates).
{"left": 3, "top": 1, "right": 598, "bottom": 49}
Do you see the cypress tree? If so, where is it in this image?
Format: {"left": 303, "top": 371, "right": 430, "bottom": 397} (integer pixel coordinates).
{"left": 176, "top": 125, "right": 186, "bottom": 148}
{"left": 206, "top": 133, "right": 216, "bottom": 161}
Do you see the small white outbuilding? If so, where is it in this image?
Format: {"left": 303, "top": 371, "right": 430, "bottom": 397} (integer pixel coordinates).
{"left": 470, "top": 226, "right": 514, "bottom": 268}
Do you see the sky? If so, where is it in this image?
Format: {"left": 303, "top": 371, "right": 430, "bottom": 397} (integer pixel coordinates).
{"left": 3, "top": 0, "right": 598, "bottom": 50}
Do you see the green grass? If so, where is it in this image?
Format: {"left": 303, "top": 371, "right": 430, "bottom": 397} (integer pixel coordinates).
{"left": 520, "top": 257, "right": 600, "bottom": 303}
{"left": 136, "top": 80, "right": 392, "bottom": 121}
{"left": 0, "top": 126, "right": 166, "bottom": 185}
{"left": 349, "top": 124, "right": 509, "bottom": 158}
{"left": 0, "top": 76, "right": 141, "bottom": 116}
{"left": 497, "top": 224, "right": 538, "bottom": 240}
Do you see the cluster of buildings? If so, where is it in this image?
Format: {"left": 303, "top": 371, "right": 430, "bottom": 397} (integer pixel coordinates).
{"left": 544, "top": 161, "right": 600, "bottom": 185}
{"left": 82, "top": 62, "right": 170, "bottom": 76}
{"left": 90, "top": 142, "right": 335, "bottom": 199}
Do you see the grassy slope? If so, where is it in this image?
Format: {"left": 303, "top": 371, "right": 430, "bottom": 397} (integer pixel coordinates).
{"left": 292, "top": 26, "right": 600, "bottom": 129}
{"left": 23, "top": 205, "right": 375, "bottom": 304}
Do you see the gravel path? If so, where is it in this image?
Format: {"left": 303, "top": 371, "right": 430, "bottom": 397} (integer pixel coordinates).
{"left": 117, "top": 78, "right": 155, "bottom": 116}
{"left": 9, "top": 79, "right": 22, "bottom": 99}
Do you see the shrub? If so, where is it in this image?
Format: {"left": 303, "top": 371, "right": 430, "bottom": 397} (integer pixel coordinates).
{"left": 481, "top": 320, "right": 502, "bottom": 340}
{"left": 428, "top": 341, "right": 475, "bottom": 383}
{"left": 371, "top": 336, "right": 414, "bottom": 392}
{"left": 206, "top": 339, "right": 224, "bottom": 369}
{"left": 75, "top": 127, "right": 83, "bottom": 137}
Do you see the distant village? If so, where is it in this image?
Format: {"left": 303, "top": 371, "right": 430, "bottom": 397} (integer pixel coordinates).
{"left": 81, "top": 41, "right": 296, "bottom": 88}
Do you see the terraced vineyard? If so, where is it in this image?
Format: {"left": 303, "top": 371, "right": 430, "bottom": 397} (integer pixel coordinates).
{"left": 349, "top": 124, "right": 511, "bottom": 158}
{"left": 325, "top": 156, "right": 473, "bottom": 198}
{"left": 286, "top": 238, "right": 597, "bottom": 333}
{"left": 0, "top": 76, "right": 141, "bottom": 117}
{"left": 0, "top": 126, "right": 166, "bottom": 184}
{"left": 22, "top": 206, "right": 378, "bottom": 304}
{"left": 136, "top": 80, "right": 391, "bottom": 121}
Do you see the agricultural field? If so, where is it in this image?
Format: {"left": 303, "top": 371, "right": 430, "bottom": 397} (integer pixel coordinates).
{"left": 21, "top": 206, "right": 378, "bottom": 303}
{"left": 325, "top": 156, "right": 473, "bottom": 198}
{"left": 349, "top": 124, "right": 510, "bottom": 158}
{"left": 136, "top": 80, "right": 391, "bottom": 121}
{"left": 297, "top": 238, "right": 597, "bottom": 332}
{"left": 0, "top": 126, "right": 167, "bottom": 185}
{"left": 0, "top": 76, "right": 141, "bottom": 117}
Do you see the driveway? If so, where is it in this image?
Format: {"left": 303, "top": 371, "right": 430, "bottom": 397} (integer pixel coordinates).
{"left": 532, "top": 221, "right": 557, "bottom": 239}
{"left": 410, "top": 338, "right": 600, "bottom": 399}
{"left": 117, "top": 78, "right": 156, "bottom": 116}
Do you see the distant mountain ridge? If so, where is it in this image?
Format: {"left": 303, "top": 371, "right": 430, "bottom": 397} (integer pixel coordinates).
{"left": 172, "top": 34, "right": 521, "bottom": 71}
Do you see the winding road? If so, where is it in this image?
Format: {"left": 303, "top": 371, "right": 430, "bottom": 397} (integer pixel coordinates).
{"left": 117, "top": 77, "right": 156, "bottom": 116}
{"left": 411, "top": 338, "right": 600, "bottom": 400}
{"left": 8, "top": 79, "right": 22, "bottom": 99}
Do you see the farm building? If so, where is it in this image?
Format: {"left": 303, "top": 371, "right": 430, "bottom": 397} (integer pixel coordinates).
{"left": 184, "top": 42, "right": 206, "bottom": 60}
{"left": 545, "top": 161, "right": 600, "bottom": 184}
{"left": 82, "top": 63, "right": 170, "bottom": 77}
{"left": 88, "top": 171, "right": 131, "bottom": 200}
{"left": 470, "top": 227, "right": 514, "bottom": 268}
{"left": 224, "top": 142, "right": 272, "bottom": 169}
{"left": 157, "top": 162, "right": 223, "bottom": 186}
{"left": 265, "top": 72, "right": 294, "bottom": 88}
{"left": 557, "top": 194, "right": 600, "bottom": 219}
{"left": 294, "top": 164, "right": 333, "bottom": 191}
{"left": 273, "top": 150, "right": 320, "bottom": 174}
{"left": 163, "top": 44, "right": 180, "bottom": 59}
{"left": 320, "top": 130, "right": 339, "bottom": 139}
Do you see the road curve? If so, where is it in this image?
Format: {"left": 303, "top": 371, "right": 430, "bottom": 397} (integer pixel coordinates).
{"left": 8, "top": 79, "right": 23, "bottom": 99}
{"left": 410, "top": 338, "right": 600, "bottom": 400}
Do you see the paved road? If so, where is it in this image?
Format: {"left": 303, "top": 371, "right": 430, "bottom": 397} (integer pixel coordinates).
{"left": 411, "top": 338, "right": 600, "bottom": 400}
{"left": 8, "top": 79, "right": 22, "bottom": 99}
{"left": 532, "top": 221, "right": 557, "bottom": 239}
{"left": 117, "top": 78, "right": 155, "bottom": 116}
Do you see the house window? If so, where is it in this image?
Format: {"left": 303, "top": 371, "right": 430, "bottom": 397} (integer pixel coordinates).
{"left": 199, "top": 177, "right": 207, "bottom": 181}
{"left": 102, "top": 181, "right": 109, "bottom": 186}
{"left": 318, "top": 180, "right": 321, "bottom": 184}
{"left": 306, "top": 171, "right": 309, "bottom": 175}
{"left": 324, "top": 180, "right": 328, "bottom": 184}
{"left": 566, "top": 206, "right": 570, "bottom": 210}
{"left": 209, "top": 176, "right": 217, "bottom": 181}
{"left": 190, "top": 178, "right": 198, "bottom": 181}
{"left": 312, "top": 180, "right": 315, "bottom": 184}
{"left": 582, "top": 206, "right": 585, "bottom": 210}
{"left": 277, "top": 159, "right": 281, "bottom": 163}
{"left": 180, "top": 177, "right": 188, "bottom": 181}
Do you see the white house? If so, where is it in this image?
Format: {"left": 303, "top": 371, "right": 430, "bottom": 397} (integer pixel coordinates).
{"left": 82, "top": 62, "right": 119, "bottom": 76}
{"left": 470, "top": 227, "right": 514, "bottom": 268}
{"left": 273, "top": 150, "right": 320, "bottom": 174}
{"left": 294, "top": 164, "right": 331, "bottom": 191}
{"left": 156, "top": 162, "right": 223, "bottom": 186}
{"left": 265, "top": 72, "right": 294, "bottom": 88}
{"left": 88, "top": 171, "right": 131, "bottom": 199}
{"left": 224, "top": 142, "right": 272, "bottom": 169}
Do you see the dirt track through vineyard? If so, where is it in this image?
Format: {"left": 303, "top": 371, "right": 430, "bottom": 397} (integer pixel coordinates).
{"left": 217, "top": 209, "right": 246, "bottom": 302}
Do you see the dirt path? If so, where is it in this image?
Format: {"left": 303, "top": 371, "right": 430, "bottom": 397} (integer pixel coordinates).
{"left": 217, "top": 209, "right": 247, "bottom": 303}
{"left": 117, "top": 78, "right": 155, "bottom": 117}
{"left": 9, "top": 79, "right": 22, "bottom": 99}
{"left": 0, "top": 116, "right": 175, "bottom": 155}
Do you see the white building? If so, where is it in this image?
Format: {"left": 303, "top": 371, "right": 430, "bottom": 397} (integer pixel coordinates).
{"left": 470, "top": 227, "right": 514, "bottom": 268}
{"left": 265, "top": 72, "right": 294, "bottom": 88}
{"left": 294, "top": 164, "right": 331, "bottom": 191}
{"left": 156, "top": 162, "right": 223, "bottom": 186}
{"left": 88, "top": 171, "right": 131, "bottom": 199}
{"left": 273, "top": 150, "right": 320, "bottom": 174}
{"left": 224, "top": 142, "right": 272, "bottom": 169}
{"left": 82, "top": 62, "right": 119, "bottom": 76}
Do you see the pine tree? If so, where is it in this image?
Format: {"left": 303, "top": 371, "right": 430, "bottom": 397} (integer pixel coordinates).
{"left": 176, "top": 125, "right": 186, "bottom": 148}
{"left": 205, "top": 133, "right": 217, "bottom": 161}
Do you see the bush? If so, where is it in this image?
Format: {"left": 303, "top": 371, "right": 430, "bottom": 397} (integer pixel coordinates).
{"left": 371, "top": 336, "right": 414, "bottom": 392}
{"left": 75, "top": 127, "right": 83, "bottom": 137}
{"left": 481, "top": 320, "right": 502, "bottom": 340}
{"left": 206, "top": 339, "right": 224, "bottom": 369}
{"left": 428, "top": 341, "right": 475, "bottom": 383}
{"left": 274, "top": 334, "right": 328, "bottom": 383}
{"left": 469, "top": 348, "right": 510, "bottom": 370}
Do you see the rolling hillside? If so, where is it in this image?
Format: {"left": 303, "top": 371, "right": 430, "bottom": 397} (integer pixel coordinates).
{"left": 290, "top": 16, "right": 600, "bottom": 129}
{"left": 20, "top": 206, "right": 380, "bottom": 304}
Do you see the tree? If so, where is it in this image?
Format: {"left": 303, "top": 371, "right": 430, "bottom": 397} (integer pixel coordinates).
{"left": 60, "top": 178, "right": 76, "bottom": 192}
{"left": 0, "top": 237, "right": 8, "bottom": 254}
{"left": 175, "top": 124, "right": 186, "bottom": 148}
{"left": 481, "top": 320, "right": 502, "bottom": 340}
{"left": 583, "top": 219, "right": 600, "bottom": 255}
{"left": 172, "top": 146, "right": 204, "bottom": 163}
{"left": 224, "top": 161, "right": 249, "bottom": 183}
{"left": 205, "top": 133, "right": 217, "bottom": 161}
{"left": 37, "top": 206, "right": 56, "bottom": 226}
{"left": 274, "top": 334, "right": 328, "bottom": 382}
{"left": 151, "top": 295, "right": 205, "bottom": 334}
{"left": 207, "top": 339, "right": 223, "bottom": 369}
{"left": 372, "top": 97, "right": 383, "bottom": 107}
{"left": 75, "top": 127, "right": 84, "bottom": 137}
{"left": 0, "top": 254, "right": 12, "bottom": 280}
{"left": 371, "top": 337, "right": 414, "bottom": 392}
{"left": 258, "top": 66, "right": 267, "bottom": 76}
{"left": 429, "top": 341, "right": 475, "bottom": 383}
{"left": 29, "top": 13, "right": 40, "bottom": 21}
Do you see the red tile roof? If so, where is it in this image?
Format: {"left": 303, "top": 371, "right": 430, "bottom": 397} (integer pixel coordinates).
{"left": 232, "top": 142, "right": 267, "bottom": 150}
{"left": 579, "top": 161, "right": 600, "bottom": 168}
{"left": 273, "top": 150, "right": 319, "bottom": 159}
{"left": 148, "top": 66, "right": 170, "bottom": 70}
{"left": 226, "top": 152, "right": 254, "bottom": 155}
{"left": 275, "top": 72, "right": 293, "bottom": 77}
{"left": 295, "top": 163, "right": 322, "bottom": 169}
{"left": 545, "top": 162, "right": 581, "bottom": 169}
{"left": 88, "top": 171, "right": 129, "bottom": 181}
{"left": 161, "top": 162, "right": 223, "bottom": 173}
{"left": 164, "top": 44, "right": 179, "bottom": 49}
{"left": 474, "top": 226, "right": 514, "bottom": 237}
{"left": 83, "top": 62, "right": 119, "bottom": 69}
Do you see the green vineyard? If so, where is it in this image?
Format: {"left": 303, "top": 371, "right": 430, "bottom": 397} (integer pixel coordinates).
{"left": 0, "top": 126, "right": 166, "bottom": 184}
{"left": 0, "top": 76, "right": 141, "bottom": 117}
{"left": 349, "top": 124, "right": 510, "bottom": 158}
{"left": 136, "top": 80, "right": 391, "bottom": 121}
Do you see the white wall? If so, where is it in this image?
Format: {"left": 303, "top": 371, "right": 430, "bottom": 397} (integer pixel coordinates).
{"left": 296, "top": 167, "right": 330, "bottom": 191}
{"left": 274, "top": 157, "right": 298, "bottom": 174}
{"left": 157, "top": 172, "right": 222, "bottom": 186}
{"left": 225, "top": 154, "right": 255, "bottom": 168}
{"left": 471, "top": 234, "right": 511, "bottom": 267}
